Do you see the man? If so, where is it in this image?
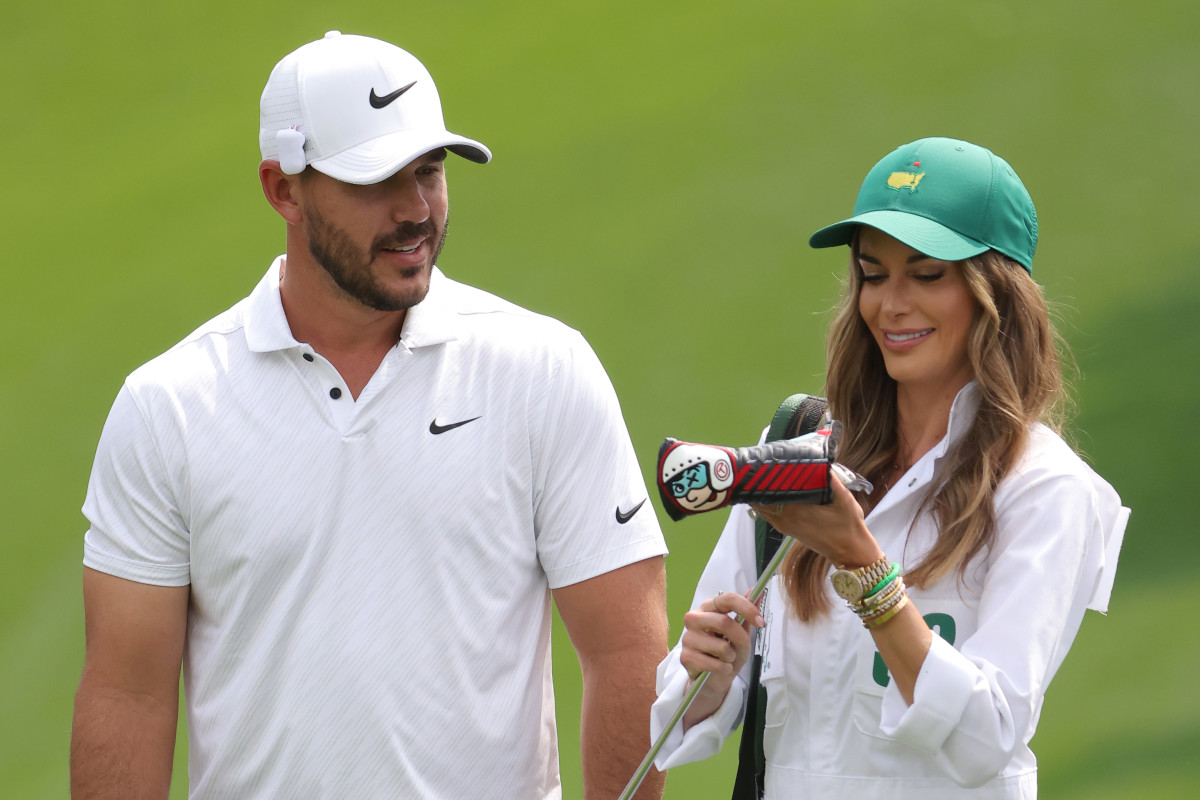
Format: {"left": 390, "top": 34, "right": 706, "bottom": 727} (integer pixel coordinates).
{"left": 71, "top": 31, "right": 668, "bottom": 799}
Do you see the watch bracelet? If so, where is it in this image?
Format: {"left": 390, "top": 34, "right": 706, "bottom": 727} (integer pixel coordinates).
{"left": 854, "top": 555, "right": 892, "bottom": 588}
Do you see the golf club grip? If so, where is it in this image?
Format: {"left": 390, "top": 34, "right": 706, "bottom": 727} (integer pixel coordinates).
{"left": 729, "top": 438, "right": 835, "bottom": 505}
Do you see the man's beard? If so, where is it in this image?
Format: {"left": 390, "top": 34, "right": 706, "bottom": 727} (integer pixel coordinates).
{"left": 304, "top": 205, "right": 449, "bottom": 312}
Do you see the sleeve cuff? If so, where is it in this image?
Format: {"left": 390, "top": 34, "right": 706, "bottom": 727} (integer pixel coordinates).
{"left": 83, "top": 539, "right": 191, "bottom": 587}
{"left": 650, "top": 654, "right": 747, "bottom": 771}
{"left": 878, "top": 634, "right": 976, "bottom": 754}
{"left": 544, "top": 534, "right": 668, "bottom": 589}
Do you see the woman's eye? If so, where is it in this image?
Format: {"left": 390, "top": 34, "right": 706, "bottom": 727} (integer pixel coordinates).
{"left": 860, "top": 273, "right": 885, "bottom": 284}
{"left": 914, "top": 271, "right": 945, "bottom": 283}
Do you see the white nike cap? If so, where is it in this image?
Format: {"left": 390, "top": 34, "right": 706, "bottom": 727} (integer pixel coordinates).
{"left": 259, "top": 31, "right": 491, "bottom": 184}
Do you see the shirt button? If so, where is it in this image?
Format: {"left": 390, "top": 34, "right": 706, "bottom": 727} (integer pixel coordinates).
{"left": 302, "top": 353, "right": 314, "bottom": 362}
{"left": 330, "top": 387, "right": 342, "bottom": 399}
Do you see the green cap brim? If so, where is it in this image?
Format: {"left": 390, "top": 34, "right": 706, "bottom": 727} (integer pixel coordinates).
{"left": 808, "top": 210, "right": 990, "bottom": 263}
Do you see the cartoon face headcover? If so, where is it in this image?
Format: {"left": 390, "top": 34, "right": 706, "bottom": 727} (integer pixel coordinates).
{"left": 656, "top": 422, "right": 871, "bottom": 521}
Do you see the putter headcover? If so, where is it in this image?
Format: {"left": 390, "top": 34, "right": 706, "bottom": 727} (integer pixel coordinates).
{"left": 657, "top": 423, "right": 841, "bottom": 522}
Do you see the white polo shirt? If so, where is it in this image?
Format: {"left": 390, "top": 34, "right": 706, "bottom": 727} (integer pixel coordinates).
{"left": 83, "top": 258, "right": 667, "bottom": 799}
{"left": 651, "top": 383, "right": 1128, "bottom": 799}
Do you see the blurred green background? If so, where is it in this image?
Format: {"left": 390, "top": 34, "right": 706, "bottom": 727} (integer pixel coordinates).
{"left": 2, "top": 1, "right": 1196, "bottom": 797}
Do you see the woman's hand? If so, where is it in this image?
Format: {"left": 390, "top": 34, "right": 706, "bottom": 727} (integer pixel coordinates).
{"left": 679, "top": 589, "right": 764, "bottom": 729}
{"left": 752, "top": 474, "right": 883, "bottom": 568}
{"left": 755, "top": 478, "right": 932, "bottom": 705}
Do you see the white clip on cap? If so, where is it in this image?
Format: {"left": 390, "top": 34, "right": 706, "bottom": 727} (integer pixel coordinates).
{"left": 276, "top": 128, "right": 307, "bottom": 175}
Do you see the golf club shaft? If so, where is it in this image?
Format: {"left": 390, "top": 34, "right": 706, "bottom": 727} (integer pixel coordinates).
{"left": 618, "top": 535, "right": 797, "bottom": 800}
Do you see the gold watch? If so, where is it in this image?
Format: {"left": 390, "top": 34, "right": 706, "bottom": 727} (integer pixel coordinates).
{"left": 830, "top": 555, "right": 891, "bottom": 604}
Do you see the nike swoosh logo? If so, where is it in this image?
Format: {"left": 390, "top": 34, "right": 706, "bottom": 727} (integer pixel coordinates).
{"left": 615, "top": 499, "right": 647, "bottom": 525}
{"left": 429, "top": 416, "right": 481, "bottom": 435}
{"left": 369, "top": 80, "right": 417, "bottom": 109}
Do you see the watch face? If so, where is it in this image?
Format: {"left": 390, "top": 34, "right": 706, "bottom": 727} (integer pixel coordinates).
{"left": 831, "top": 570, "right": 863, "bottom": 602}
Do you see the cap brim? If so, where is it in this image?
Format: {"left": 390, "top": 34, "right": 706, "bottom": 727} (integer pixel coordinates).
{"left": 808, "top": 210, "right": 989, "bottom": 262}
{"left": 310, "top": 128, "right": 491, "bottom": 185}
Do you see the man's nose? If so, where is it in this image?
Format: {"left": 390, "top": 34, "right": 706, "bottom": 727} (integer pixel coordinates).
{"left": 386, "top": 171, "right": 431, "bottom": 224}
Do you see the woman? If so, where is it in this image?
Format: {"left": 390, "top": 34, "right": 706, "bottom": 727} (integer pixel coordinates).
{"left": 649, "top": 138, "right": 1128, "bottom": 798}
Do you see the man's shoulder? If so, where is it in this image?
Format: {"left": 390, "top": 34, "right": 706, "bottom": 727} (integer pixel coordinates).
{"left": 437, "top": 272, "right": 584, "bottom": 347}
{"left": 125, "top": 300, "right": 250, "bottom": 395}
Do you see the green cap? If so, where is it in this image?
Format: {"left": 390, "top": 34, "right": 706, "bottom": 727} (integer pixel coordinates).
{"left": 808, "top": 137, "right": 1038, "bottom": 273}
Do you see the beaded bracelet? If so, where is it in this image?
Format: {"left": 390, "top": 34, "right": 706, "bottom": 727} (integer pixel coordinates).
{"left": 855, "top": 577, "right": 903, "bottom": 615}
{"left": 851, "top": 571, "right": 903, "bottom": 610}
{"left": 860, "top": 587, "right": 905, "bottom": 623}
{"left": 864, "top": 562, "right": 901, "bottom": 601}
{"left": 857, "top": 579, "right": 905, "bottom": 619}
{"left": 863, "top": 592, "right": 910, "bottom": 629}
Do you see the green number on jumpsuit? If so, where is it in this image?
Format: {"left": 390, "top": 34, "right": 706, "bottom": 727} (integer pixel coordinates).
{"left": 872, "top": 613, "right": 957, "bottom": 688}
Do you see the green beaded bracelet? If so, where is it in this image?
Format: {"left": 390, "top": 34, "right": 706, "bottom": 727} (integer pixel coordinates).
{"left": 856, "top": 577, "right": 904, "bottom": 615}
{"left": 864, "top": 562, "right": 901, "bottom": 601}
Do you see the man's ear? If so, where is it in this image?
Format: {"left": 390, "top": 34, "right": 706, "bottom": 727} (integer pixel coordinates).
{"left": 260, "top": 160, "right": 304, "bottom": 225}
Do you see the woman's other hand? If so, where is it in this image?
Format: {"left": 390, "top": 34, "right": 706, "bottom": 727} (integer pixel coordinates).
{"left": 679, "top": 589, "right": 764, "bottom": 729}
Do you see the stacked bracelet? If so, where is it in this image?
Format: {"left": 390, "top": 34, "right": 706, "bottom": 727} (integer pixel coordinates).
{"left": 830, "top": 556, "right": 911, "bottom": 630}
{"left": 857, "top": 578, "right": 908, "bottom": 628}
{"left": 845, "top": 568, "right": 909, "bottom": 629}
{"left": 860, "top": 574, "right": 904, "bottom": 611}
{"left": 863, "top": 592, "right": 909, "bottom": 629}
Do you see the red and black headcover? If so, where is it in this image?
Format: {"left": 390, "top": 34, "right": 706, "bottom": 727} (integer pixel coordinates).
{"left": 656, "top": 424, "right": 840, "bottom": 522}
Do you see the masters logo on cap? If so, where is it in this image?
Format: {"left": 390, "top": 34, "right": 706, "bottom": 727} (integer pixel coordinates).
{"left": 809, "top": 137, "right": 1037, "bottom": 273}
{"left": 886, "top": 168, "right": 925, "bottom": 191}
{"left": 259, "top": 31, "right": 491, "bottom": 185}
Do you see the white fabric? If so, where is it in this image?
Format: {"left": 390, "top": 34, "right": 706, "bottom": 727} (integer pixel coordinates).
{"left": 83, "top": 259, "right": 667, "bottom": 799}
{"left": 651, "top": 383, "right": 1128, "bottom": 799}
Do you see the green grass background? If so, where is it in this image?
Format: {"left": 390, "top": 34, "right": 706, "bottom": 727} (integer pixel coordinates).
{"left": 2, "top": 1, "right": 1196, "bottom": 797}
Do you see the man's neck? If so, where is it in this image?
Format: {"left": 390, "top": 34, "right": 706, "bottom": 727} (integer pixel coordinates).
{"left": 278, "top": 253, "right": 408, "bottom": 399}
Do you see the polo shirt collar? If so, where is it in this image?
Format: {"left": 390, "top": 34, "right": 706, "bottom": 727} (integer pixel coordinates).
{"left": 243, "top": 256, "right": 298, "bottom": 354}
{"left": 242, "top": 257, "right": 460, "bottom": 354}
{"left": 397, "top": 266, "right": 459, "bottom": 349}
{"left": 930, "top": 380, "right": 980, "bottom": 461}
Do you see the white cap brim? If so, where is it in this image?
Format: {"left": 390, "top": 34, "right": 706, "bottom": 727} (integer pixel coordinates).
{"left": 310, "top": 128, "right": 491, "bottom": 185}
